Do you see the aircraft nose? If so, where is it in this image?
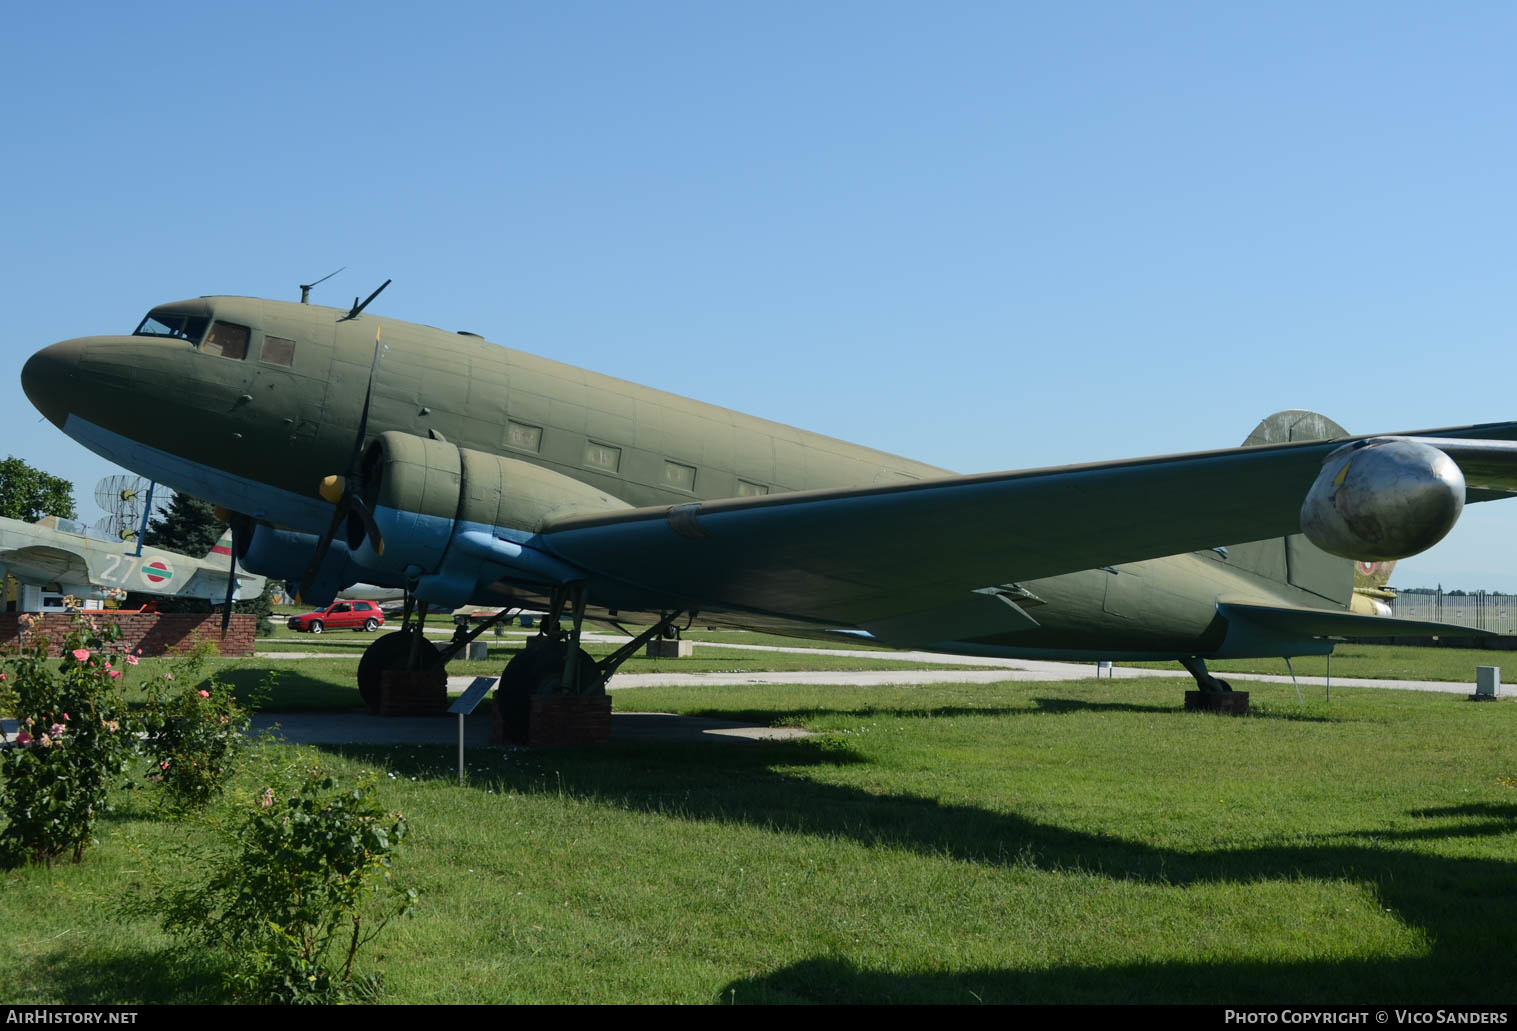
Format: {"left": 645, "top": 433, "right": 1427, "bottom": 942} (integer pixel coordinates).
{"left": 22, "top": 338, "right": 85, "bottom": 428}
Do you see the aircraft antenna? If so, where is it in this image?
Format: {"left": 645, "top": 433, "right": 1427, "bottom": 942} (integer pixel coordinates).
{"left": 338, "top": 279, "right": 392, "bottom": 321}
{"left": 299, "top": 266, "right": 346, "bottom": 304}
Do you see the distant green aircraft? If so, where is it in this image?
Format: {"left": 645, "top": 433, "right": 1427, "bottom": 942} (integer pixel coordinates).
{"left": 22, "top": 293, "right": 1517, "bottom": 711}
{"left": 0, "top": 516, "right": 265, "bottom": 611}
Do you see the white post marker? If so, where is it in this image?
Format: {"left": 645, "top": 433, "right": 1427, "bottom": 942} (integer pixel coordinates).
{"left": 448, "top": 676, "right": 499, "bottom": 786}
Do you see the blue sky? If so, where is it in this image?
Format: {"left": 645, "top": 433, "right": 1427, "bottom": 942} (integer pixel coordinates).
{"left": 4, "top": 2, "right": 1515, "bottom": 588}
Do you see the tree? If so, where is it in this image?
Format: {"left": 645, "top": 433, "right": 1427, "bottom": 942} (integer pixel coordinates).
{"left": 0, "top": 456, "right": 76, "bottom": 523}
{"left": 129, "top": 492, "right": 276, "bottom": 635}
{"left": 144, "top": 493, "right": 222, "bottom": 556}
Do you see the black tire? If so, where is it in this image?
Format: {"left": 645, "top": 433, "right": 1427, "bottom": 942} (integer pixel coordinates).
{"left": 357, "top": 630, "right": 442, "bottom": 714}
{"left": 494, "top": 637, "right": 599, "bottom": 744}
{"left": 309, "top": 620, "right": 324, "bottom": 635}
{"left": 363, "top": 618, "right": 378, "bottom": 632}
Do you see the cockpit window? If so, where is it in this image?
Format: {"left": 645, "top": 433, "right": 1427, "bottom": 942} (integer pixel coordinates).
{"left": 202, "top": 321, "right": 250, "bottom": 360}
{"left": 134, "top": 311, "right": 209, "bottom": 343}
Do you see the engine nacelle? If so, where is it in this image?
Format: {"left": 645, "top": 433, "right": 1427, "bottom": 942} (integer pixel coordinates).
{"left": 239, "top": 521, "right": 367, "bottom": 606}
{"left": 1300, "top": 438, "right": 1465, "bottom": 561}
{"left": 349, "top": 431, "right": 630, "bottom": 600}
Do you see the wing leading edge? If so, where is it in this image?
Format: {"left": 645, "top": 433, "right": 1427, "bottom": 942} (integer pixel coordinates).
{"left": 532, "top": 420, "right": 1517, "bottom": 628}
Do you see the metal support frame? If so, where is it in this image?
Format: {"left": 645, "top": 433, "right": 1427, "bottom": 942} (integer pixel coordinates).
{"left": 1284, "top": 656, "right": 1304, "bottom": 704}
{"left": 593, "top": 610, "right": 687, "bottom": 683}
{"left": 132, "top": 482, "right": 156, "bottom": 558}
{"left": 432, "top": 606, "right": 521, "bottom": 667}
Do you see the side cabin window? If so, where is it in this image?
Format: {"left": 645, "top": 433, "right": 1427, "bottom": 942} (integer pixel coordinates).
{"left": 736, "top": 480, "right": 770, "bottom": 498}
{"left": 584, "top": 441, "right": 621, "bottom": 472}
{"left": 260, "top": 335, "right": 296, "bottom": 367}
{"left": 506, "top": 421, "right": 542, "bottom": 453}
{"left": 662, "top": 460, "right": 696, "bottom": 492}
{"left": 202, "top": 321, "right": 250, "bottom": 360}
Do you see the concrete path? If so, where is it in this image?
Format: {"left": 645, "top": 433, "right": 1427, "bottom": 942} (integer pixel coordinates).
{"left": 261, "top": 633, "right": 1493, "bottom": 696}
{"left": 248, "top": 711, "right": 810, "bottom": 747}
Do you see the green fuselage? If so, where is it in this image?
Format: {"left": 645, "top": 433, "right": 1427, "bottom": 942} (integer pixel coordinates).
{"left": 25, "top": 296, "right": 1346, "bottom": 658}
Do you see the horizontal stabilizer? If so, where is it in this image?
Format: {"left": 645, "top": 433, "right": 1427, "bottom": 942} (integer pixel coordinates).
{"left": 1218, "top": 601, "right": 1492, "bottom": 640}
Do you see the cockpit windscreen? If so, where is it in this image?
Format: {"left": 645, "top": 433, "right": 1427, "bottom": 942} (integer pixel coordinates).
{"left": 133, "top": 311, "right": 209, "bottom": 343}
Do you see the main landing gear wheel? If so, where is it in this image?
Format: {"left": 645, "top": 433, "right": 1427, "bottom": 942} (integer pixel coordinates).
{"left": 493, "top": 636, "right": 600, "bottom": 744}
{"left": 357, "top": 630, "right": 442, "bottom": 714}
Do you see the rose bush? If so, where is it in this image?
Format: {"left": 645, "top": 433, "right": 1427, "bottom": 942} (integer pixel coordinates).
{"left": 0, "top": 614, "right": 134, "bottom": 866}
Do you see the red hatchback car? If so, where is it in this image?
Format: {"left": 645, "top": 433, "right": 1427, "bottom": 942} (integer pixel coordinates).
{"left": 287, "top": 600, "right": 385, "bottom": 634}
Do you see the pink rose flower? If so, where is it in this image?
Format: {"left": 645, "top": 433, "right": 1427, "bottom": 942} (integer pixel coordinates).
{"left": 14, "top": 731, "right": 31, "bottom": 746}
{"left": 198, "top": 690, "right": 210, "bottom": 699}
{"left": 160, "top": 760, "right": 170, "bottom": 769}
{"left": 71, "top": 648, "right": 90, "bottom": 662}
{"left": 126, "top": 655, "right": 139, "bottom": 666}
{"left": 0, "top": 672, "right": 6, "bottom": 681}
{"left": 39, "top": 733, "right": 53, "bottom": 748}
{"left": 109, "top": 670, "right": 122, "bottom": 679}
{"left": 49, "top": 723, "right": 65, "bottom": 737}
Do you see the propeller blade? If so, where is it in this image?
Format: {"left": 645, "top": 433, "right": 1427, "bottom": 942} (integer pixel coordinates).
{"left": 296, "top": 499, "right": 350, "bottom": 603}
{"left": 346, "top": 494, "right": 384, "bottom": 556}
{"left": 220, "top": 526, "right": 237, "bottom": 637}
{"left": 343, "top": 328, "right": 383, "bottom": 475}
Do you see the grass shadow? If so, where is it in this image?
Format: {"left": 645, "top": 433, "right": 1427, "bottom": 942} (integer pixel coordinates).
{"left": 320, "top": 731, "right": 1515, "bottom": 1003}
{"left": 19, "top": 945, "right": 231, "bottom": 1004}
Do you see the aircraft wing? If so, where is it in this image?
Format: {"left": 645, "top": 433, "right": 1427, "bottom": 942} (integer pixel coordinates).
{"left": 0, "top": 545, "right": 92, "bottom": 586}
{"left": 533, "top": 421, "right": 1517, "bottom": 627}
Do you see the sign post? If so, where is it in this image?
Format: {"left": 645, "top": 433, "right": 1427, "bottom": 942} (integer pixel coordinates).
{"left": 448, "top": 676, "right": 498, "bottom": 786}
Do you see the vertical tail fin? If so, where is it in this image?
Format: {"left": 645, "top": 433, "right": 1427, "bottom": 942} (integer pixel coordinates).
{"left": 204, "top": 529, "right": 235, "bottom": 564}
{"left": 1224, "top": 410, "right": 1354, "bottom": 607}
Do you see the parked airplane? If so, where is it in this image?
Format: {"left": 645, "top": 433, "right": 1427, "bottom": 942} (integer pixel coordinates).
{"left": 21, "top": 293, "right": 1517, "bottom": 710}
{"left": 0, "top": 515, "right": 265, "bottom": 611}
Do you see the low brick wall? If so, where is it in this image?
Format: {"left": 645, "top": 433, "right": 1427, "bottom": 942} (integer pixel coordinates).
{"left": 0, "top": 613, "right": 256, "bottom": 657}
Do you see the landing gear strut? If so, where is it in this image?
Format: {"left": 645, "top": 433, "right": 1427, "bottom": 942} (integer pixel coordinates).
{"left": 1179, "top": 656, "right": 1233, "bottom": 694}
{"left": 1179, "top": 656, "right": 1249, "bottom": 714}
{"left": 355, "top": 590, "right": 441, "bottom": 713}
{"left": 494, "top": 584, "right": 690, "bottom": 743}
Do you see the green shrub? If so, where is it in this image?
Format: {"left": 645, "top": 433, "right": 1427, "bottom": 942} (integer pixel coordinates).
{"left": 157, "top": 774, "right": 415, "bottom": 1003}
{"left": 0, "top": 612, "right": 134, "bottom": 866}
{"left": 138, "top": 660, "right": 256, "bottom": 813}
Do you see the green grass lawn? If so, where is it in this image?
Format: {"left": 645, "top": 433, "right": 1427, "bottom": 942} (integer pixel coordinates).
{"left": 2, "top": 675, "right": 1514, "bottom": 1004}
{"left": 1126, "top": 642, "right": 1517, "bottom": 683}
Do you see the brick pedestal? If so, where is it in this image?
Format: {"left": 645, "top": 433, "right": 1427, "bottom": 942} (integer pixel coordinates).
{"left": 379, "top": 670, "right": 448, "bottom": 717}
{"left": 528, "top": 695, "right": 612, "bottom": 747}
{"left": 0, "top": 613, "right": 256, "bottom": 657}
{"left": 1184, "top": 691, "right": 1250, "bottom": 715}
